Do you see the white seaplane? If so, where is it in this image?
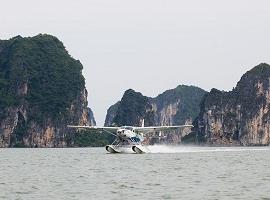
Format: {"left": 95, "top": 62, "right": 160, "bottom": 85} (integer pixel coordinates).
{"left": 68, "top": 120, "right": 193, "bottom": 154}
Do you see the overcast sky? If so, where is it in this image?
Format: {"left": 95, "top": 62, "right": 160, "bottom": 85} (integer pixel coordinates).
{"left": 1, "top": 0, "right": 270, "bottom": 125}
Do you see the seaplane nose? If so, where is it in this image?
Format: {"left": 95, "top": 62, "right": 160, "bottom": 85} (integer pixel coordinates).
{"left": 117, "top": 130, "right": 125, "bottom": 137}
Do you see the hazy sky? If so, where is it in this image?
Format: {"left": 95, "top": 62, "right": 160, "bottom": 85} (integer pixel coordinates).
{"left": 1, "top": 0, "right": 270, "bottom": 125}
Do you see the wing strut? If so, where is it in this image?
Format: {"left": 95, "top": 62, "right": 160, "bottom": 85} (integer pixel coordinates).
{"left": 103, "top": 129, "right": 118, "bottom": 137}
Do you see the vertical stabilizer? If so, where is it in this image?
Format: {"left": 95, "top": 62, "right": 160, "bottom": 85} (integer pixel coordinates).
{"left": 142, "top": 119, "right": 145, "bottom": 127}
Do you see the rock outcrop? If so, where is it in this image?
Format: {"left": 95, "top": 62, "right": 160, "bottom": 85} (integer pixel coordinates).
{"left": 197, "top": 63, "right": 270, "bottom": 146}
{"left": 105, "top": 85, "right": 206, "bottom": 144}
{"left": 0, "top": 34, "right": 95, "bottom": 147}
{"left": 104, "top": 101, "right": 120, "bottom": 127}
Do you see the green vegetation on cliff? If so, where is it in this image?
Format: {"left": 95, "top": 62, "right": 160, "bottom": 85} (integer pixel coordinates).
{"left": 0, "top": 34, "right": 94, "bottom": 147}
{"left": 113, "top": 89, "right": 155, "bottom": 126}
{"left": 0, "top": 34, "right": 85, "bottom": 122}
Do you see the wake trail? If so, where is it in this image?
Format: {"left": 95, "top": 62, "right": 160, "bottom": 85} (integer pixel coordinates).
{"left": 147, "top": 145, "right": 270, "bottom": 154}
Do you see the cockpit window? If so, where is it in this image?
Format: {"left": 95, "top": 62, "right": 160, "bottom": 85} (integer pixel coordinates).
{"left": 121, "top": 126, "right": 133, "bottom": 131}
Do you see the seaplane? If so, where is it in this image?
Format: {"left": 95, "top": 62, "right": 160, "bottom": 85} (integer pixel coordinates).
{"left": 68, "top": 120, "right": 193, "bottom": 154}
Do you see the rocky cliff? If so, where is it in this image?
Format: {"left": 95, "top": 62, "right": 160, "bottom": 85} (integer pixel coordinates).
{"left": 104, "top": 101, "right": 120, "bottom": 127}
{"left": 105, "top": 85, "right": 206, "bottom": 143}
{"left": 0, "top": 34, "right": 95, "bottom": 147}
{"left": 197, "top": 63, "right": 270, "bottom": 146}
{"left": 106, "top": 85, "right": 206, "bottom": 127}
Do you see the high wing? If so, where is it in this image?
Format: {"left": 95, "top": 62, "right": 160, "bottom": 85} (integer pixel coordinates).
{"left": 133, "top": 125, "right": 193, "bottom": 134}
{"left": 67, "top": 125, "right": 120, "bottom": 134}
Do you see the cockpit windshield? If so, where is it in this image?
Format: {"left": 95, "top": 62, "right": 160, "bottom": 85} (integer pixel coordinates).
{"left": 121, "top": 126, "right": 133, "bottom": 131}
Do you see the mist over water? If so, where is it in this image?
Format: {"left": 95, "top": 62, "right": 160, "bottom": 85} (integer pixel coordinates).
{"left": 1, "top": 147, "right": 270, "bottom": 200}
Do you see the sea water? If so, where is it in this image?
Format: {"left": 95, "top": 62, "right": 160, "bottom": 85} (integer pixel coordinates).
{"left": 0, "top": 146, "right": 270, "bottom": 200}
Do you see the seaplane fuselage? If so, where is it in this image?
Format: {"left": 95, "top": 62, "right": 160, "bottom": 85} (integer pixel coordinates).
{"left": 116, "top": 127, "right": 144, "bottom": 143}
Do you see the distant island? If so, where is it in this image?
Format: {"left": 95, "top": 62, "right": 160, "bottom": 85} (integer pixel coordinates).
{"left": 0, "top": 34, "right": 269, "bottom": 147}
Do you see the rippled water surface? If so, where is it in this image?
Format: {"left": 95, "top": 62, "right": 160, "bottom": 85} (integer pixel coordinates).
{"left": 1, "top": 146, "right": 270, "bottom": 200}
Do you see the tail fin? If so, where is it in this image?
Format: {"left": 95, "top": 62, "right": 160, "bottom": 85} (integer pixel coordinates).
{"left": 142, "top": 119, "right": 145, "bottom": 127}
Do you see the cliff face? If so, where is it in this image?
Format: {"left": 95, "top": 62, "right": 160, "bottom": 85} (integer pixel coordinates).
{"left": 104, "top": 101, "right": 120, "bottom": 127}
{"left": 106, "top": 86, "right": 206, "bottom": 127}
{"left": 108, "top": 89, "right": 155, "bottom": 127}
{"left": 0, "top": 34, "right": 95, "bottom": 147}
{"left": 197, "top": 63, "right": 270, "bottom": 146}
{"left": 153, "top": 85, "right": 206, "bottom": 127}
{"left": 105, "top": 86, "right": 206, "bottom": 143}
